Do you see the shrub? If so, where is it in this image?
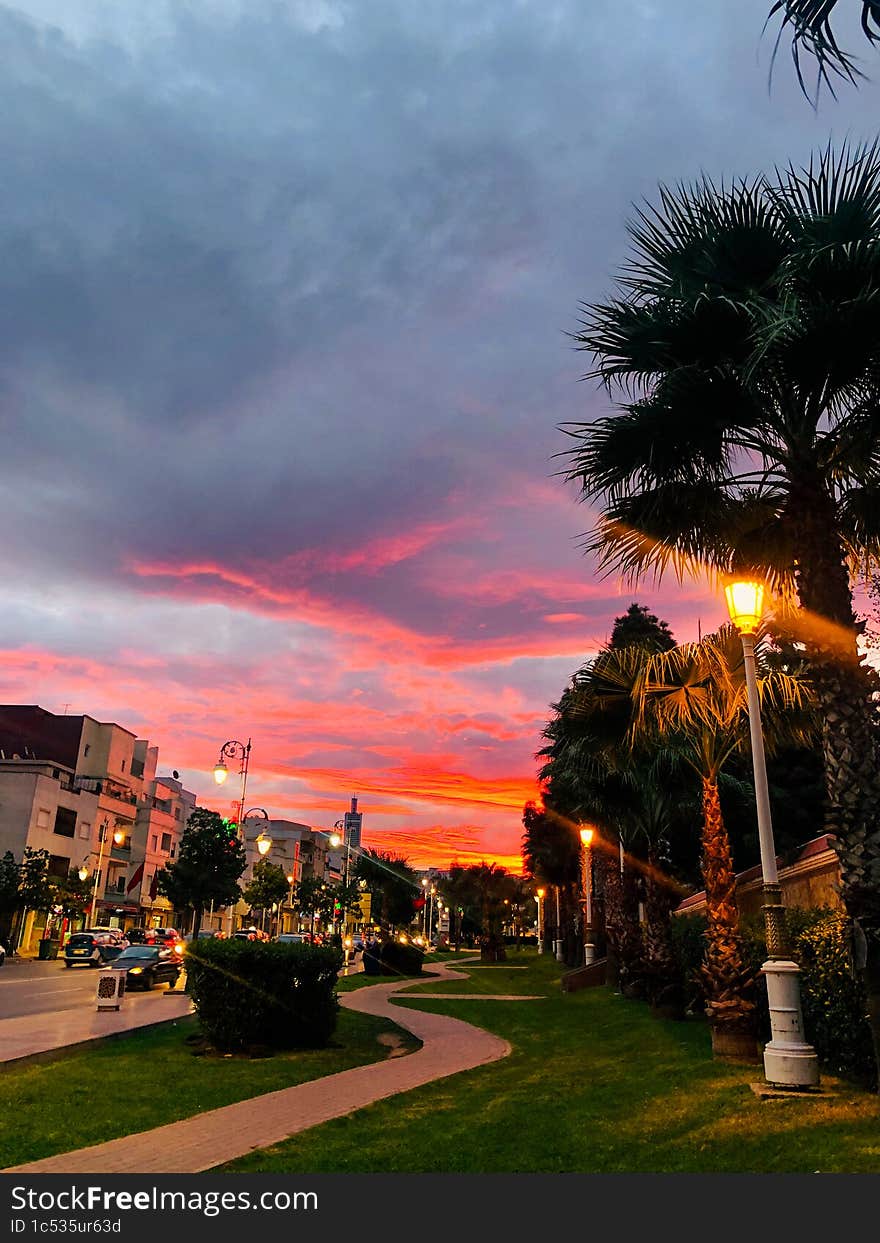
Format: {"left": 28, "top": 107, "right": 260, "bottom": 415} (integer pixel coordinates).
{"left": 186, "top": 938, "right": 343, "bottom": 1052}
{"left": 379, "top": 940, "right": 424, "bottom": 976}
{"left": 672, "top": 909, "right": 875, "bottom": 1087}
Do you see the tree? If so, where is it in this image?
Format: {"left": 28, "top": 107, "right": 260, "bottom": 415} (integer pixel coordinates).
{"left": 354, "top": 849, "right": 418, "bottom": 930}
{"left": 49, "top": 868, "right": 92, "bottom": 924}
{"left": 609, "top": 603, "right": 676, "bottom": 653}
{"left": 766, "top": 2, "right": 880, "bottom": 98}
{"left": 565, "top": 142, "right": 880, "bottom": 1071}
{"left": 0, "top": 851, "right": 19, "bottom": 941}
{"left": 156, "top": 809, "right": 246, "bottom": 938}
{"left": 242, "top": 860, "right": 290, "bottom": 931}
{"left": 294, "top": 875, "right": 333, "bottom": 936}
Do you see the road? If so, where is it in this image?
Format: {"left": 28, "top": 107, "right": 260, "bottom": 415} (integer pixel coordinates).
{"left": 0, "top": 959, "right": 177, "bottom": 1020}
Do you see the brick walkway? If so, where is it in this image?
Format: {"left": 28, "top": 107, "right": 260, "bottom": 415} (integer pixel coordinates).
{"left": 5, "top": 959, "right": 512, "bottom": 1174}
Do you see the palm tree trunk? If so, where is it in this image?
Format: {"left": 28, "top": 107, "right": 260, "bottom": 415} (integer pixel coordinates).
{"left": 642, "top": 849, "right": 684, "bottom": 1017}
{"left": 793, "top": 487, "right": 880, "bottom": 1085}
{"left": 700, "top": 778, "right": 756, "bottom": 1057}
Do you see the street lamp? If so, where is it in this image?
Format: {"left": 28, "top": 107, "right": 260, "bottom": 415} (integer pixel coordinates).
{"left": 580, "top": 826, "right": 596, "bottom": 966}
{"left": 536, "top": 887, "right": 545, "bottom": 953}
{"left": 554, "top": 885, "right": 564, "bottom": 962}
{"left": 213, "top": 738, "right": 252, "bottom": 823}
{"left": 725, "top": 577, "right": 820, "bottom": 1088}
{"left": 88, "top": 824, "right": 125, "bottom": 929}
{"left": 78, "top": 865, "right": 89, "bottom": 882}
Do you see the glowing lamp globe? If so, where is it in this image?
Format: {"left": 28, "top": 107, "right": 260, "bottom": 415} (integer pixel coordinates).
{"left": 255, "top": 833, "right": 272, "bottom": 856}
{"left": 78, "top": 866, "right": 89, "bottom": 882}
{"left": 580, "top": 827, "right": 594, "bottom": 847}
{"left": 286, "top": 873, "right": 295, "bottom": 884}
{"left": 212, "top": 761, "right": 229, "bottom": 785}
{"left": 537, "top": 887, "right": 545, "bottom": 899}
{"left": 329, "top": 832, "right": 342, "bottom": 849}
{"left": 724, "top": 579, "right": 765, "bottom": 635}
{"left": 113, "top": 829, "right": 125, "bottom": 846}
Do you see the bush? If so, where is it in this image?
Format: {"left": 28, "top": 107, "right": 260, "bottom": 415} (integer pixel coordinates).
{"left": 672, "top": 909, "right": 875, "bottom": 1087}
{"left": 186, "top": 938, "right": 343, "bottom": 1052}
{"left": 379, "top": 940, "right": 425, "bottom": 976}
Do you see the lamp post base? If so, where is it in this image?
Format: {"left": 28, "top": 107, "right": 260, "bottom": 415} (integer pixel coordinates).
{"left": 554, "top": 940, "right": 564, "bottom": 962}
{"left": 762, "top": 958, "right": 820, "bottom": 1089}
{"left": 583, "top": 942, "right": 596, "bottom": 966}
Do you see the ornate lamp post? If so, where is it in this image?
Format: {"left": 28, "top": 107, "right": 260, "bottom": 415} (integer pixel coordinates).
{"left": 536, "top": 887, "right": 545, "bottom": 953}
{"left": 725, "top": 578, "right": 819, "bottom": 1088}
{"left": 580, "top": 826, "right": 596, "bottom": 965}
{"left": 213, "top": 739, "right": 252, "bottom": 934}
{"left": 554, "top": 886, "right": 564, "bottom": 962}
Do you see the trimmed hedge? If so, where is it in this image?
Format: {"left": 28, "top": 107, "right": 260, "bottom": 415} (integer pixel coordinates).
{"left": 380, "top": 940, "right": 425, "bottom": 976}
{"left": 671, "top": 908, "right": 875, "bottom": 1087}
{"left": 186, "top": 938, "right": 343, "bottom": 1052}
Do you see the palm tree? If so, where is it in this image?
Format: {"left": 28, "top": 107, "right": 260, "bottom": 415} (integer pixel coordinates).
{"left": 565, "top": 142, "right": 880, "bottom": 1065}
{"left": 766, "top": 3, "right": 880, "bottom": 97}
{"left": 638, "top": 626, "right": 815, "bottom": 1056}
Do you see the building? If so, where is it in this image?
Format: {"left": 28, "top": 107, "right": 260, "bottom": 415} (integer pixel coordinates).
{"left": 128, "top": 773, "right": 197, "bottom": 929}
{"left": 0, "top": 757, "right": 100, "bottom": 946}
{"left": 0, "top": 705, "right": 177, "bottom": 939}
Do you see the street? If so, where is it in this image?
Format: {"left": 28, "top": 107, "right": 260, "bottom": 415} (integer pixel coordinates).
{"left": 0, "top": 959, "right": 178, "bottom": 1020}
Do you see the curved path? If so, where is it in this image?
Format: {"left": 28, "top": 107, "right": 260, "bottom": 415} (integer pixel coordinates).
{"left": 6, "top": 958, "right": 514, "bottom": 1175}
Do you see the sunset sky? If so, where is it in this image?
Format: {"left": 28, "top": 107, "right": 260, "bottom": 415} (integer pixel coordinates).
{"left": 4, "top": 1, "right": 880, "bottom": 870}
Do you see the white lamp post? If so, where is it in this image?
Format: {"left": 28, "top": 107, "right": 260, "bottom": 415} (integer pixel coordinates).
{"left": 554, "top": 886, "right": 564, "bottom": 962}
{"left": 536, "top": 887, "right": 545, "bottom": 952}
{"left": 579, "top": 827, "right": 596, "bottom": 965}
{"left": 725, "top": 578, "right": 820, "bottom": 1089}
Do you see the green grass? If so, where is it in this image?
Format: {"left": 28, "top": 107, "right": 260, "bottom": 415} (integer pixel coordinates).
{"left": 221, "top": 952, "right": 880, "bottom": 1174}
{"left": 0, "top": 1006, "right": 415, "bottom": 1169}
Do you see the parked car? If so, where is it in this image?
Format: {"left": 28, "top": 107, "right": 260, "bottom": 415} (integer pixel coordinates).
{"left": 276, "top": 933, "right": 307, "bottom": 944}
{"left": 126, "top": 927, "right": 159, "bottom": 945}
{"left": 63, "top": 930, "right": 127, "bottom": 968}
{"left": 110, "top": 944, "right": 183, "bottom": 990}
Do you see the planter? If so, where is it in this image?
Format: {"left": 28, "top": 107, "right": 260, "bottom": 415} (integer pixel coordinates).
{"left": 710, "top": 1025, "right": 759, "bottom": 1063}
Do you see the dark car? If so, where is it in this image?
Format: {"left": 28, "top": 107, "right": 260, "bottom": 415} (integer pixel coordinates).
{"left": 63, "top": 931, "right": 126, "bottom": 968}
{"left": 110, "top": 945, "right": 183, "bottom": 990}
{"left": 126, "top": 927, "right": 158, "bottom": 946}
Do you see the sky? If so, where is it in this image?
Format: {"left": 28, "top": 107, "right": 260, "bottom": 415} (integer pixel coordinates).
{"left": 3, "top": 0, "right": 880, "bottom": 871}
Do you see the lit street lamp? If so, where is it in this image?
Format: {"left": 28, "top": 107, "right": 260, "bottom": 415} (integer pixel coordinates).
{"left": 212, "top": 739, "right": 252, "bottom": 934}
{"left": 725, "top": 578, "right": 819, "bottom": 1088}
{"left": 88, "top": 823, "right": 125, "bottom": 929}
{"left": 580, "top": 826, "right": 596, "bottom": 966}
{"left": 536, "top": 887, "right": 545, "bottom": 953}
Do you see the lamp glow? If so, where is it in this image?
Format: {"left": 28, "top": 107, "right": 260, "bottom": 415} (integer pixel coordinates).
{"left": 212, "top": 761, "right": 229, "bottom": 785}
{"left": 255, "top": 833, "right": 272, "bottom": 856}
{"left": 724, "top": 579, "right": 765, "bottom": 635}
{"left": 78, "top": 866, "right": 89, "bottom": 882}
{"left": 329, "top": 832, "right": 342, "bottom": 849}
{"left": 537, "top": 887, "right": 545, "bottom": 899}
{"left": 580, "top": 827, "right": 594, "bottom": 847}
{"left": 113, "top": 829, "right": 125, "bottom": 846}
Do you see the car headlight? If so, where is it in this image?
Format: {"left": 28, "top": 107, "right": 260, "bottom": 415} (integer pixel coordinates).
{"left": 175, "top": 943, "right": 184, "bottom": 954}
{"left": 129, "top": 967, "right": 143, "bottom": 974}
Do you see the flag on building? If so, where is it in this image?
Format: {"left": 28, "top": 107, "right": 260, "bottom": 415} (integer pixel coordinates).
{"left": 126, "top": 861, "right": 145, "bottom": 895}
{"left": 149, "top": 871, "right": 159, "bottom": 900}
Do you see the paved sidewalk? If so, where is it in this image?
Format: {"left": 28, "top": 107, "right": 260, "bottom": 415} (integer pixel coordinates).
{"left": 6, "top": 959, "right": 511, "bottom": 1174}
{"left": 0, "top": 990, "right": 194, "bottom": 1064}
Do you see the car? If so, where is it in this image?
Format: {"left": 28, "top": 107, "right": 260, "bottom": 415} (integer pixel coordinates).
{"left": 63, "top": 930, "right": 127, "bottom": 968}
{"left": 276, "top": 933, "right": 307, "bottom": 944}
{"left": 110, "top": 944, "right": 183, "bottom": 990}
{"left": 126, "top": 927, "right": 159, "bottom": 946}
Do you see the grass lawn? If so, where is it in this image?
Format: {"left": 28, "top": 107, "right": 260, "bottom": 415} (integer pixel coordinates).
{"left": 0, "top": 1006, "right": 416, "bottom": 1169}
{"left": 222, "top": 952, "right": 880, "bottom": 1174}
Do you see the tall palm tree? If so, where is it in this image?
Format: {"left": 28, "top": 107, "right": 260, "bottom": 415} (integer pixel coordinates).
{"left": 565, "top": 142, "right": 880, "bottom": 1064}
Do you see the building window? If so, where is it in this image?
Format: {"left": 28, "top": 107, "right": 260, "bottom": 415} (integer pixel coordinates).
{"left": 53, "top": 807, "right": 77, "bottom": 838}
{"left": 121, "top": 759, "right": 126, "bottom": 772}
{"left": 36, "top": 808, "right": 51, "bottom": 829}
{"left": 48, "top": 854, "right": 70, "bottom": 878}
{"left": 161, "top": 832, "right": 172, "bottom": 852}
{"left": 84, "top": 744, "right": 90, "bottom": 757}
{"left": 174, "top": 806, "right": 181, "bottom": 820}
{"left": 151, "top": 835, "right": 158, "bottom": 852}
{"left": 79, "top": 821, "right": 91, "bottom": 840}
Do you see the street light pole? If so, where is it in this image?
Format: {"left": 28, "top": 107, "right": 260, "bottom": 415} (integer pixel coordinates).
{"left": 554, "top": 885, "right": 564, "bottom": 962}
{"left": 213, "top": 738, "right": 252, "bottom": 936}
{"left": 89, "top": 822, "right": 124, "bottom": 929}
{"left": 725, "top": 579, "right": 819, "bottom": 1089}
{"left": 580, "top": 827, "right": 596, "bottom": 965}
{"left": 536, "top": 887, "right": 545, "bottom": 952}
